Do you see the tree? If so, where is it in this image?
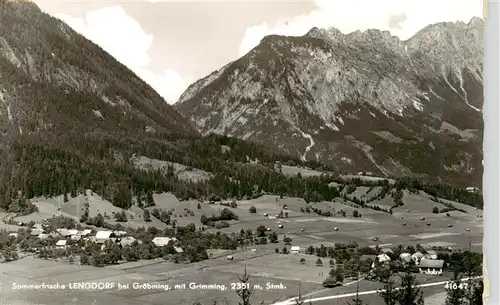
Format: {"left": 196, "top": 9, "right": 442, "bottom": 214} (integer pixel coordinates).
{"left": 397, "top": 271, "right": 424, "bottom": 305}
{"left": 269, "top": 232, "right": 278, "bottom": 243}
{"left": 249, "top": 206, "right": 256, "bottom": 213}
{"left": 471, "top": 280, "right": 483, "bottom": 305}
{"left": 353, "top": 210, "right": 359, "bottom": 218}
{"left": 432, "top": 206, "right": 439, "bottom": 214}
{"left": 322, "top": 276, "right": 339, "bottom": 288}
{"left": 143, "top": 209, "right": 151, "bottom": 222}
{"left": 80, "top": 253, "right": 90, "bottom": 265}
{"left": 282, "top": 247, "right": 288, "bottom": 254}
{"left": 378, "top": 269, "right": 397, "bottom": 305}
{"left": 329, "top": 266, "right": 344, "bottom": 284}
{"left": 316, "top": 258, "right": 323, "bottom": 266}
{"left": 283, "top": 236, "right": 293, "bottom": 245}
{"left": 235, "top": 267, "right": 253, "bottom": 305}
{"left": 445, "top": 272, "right": 466, "bottom": 305}
{"left": 114, "top": 211, "right": 127, "bottom": 222}
{"left": 256, "top": 225, "right": 267, "bottom": 237}
{"left": 300, "top": 258, "right": 306, "bottom": 264}
{"left": 294, "top": 283, "right": 305, "bottom": 305}
{"left": 275, "top": 248, "right": 279, "bottom": 253}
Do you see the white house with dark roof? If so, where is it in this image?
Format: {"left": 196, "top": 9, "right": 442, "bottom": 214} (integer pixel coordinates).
{"left": 419, "top": 259, "right": 444, "bottom": 275}
{"left": 95, "top": 230, "right": 115, "bottom": 243}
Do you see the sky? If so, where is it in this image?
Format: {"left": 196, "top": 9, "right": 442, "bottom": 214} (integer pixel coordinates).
{"left": 33, "top": 0, "right": 483, "bottom": 104}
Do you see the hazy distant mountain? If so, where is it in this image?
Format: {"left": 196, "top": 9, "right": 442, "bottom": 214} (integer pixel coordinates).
{"left": 176, "top": 18, "right": 484, "bottom": 186}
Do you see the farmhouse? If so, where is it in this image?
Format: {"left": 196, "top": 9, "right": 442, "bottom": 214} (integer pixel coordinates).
{"left": 412, "top": 252, "right": 425, "bottom": 264}
{"left": 424, "top": 250, "right": 438, "bottom": 260}
{"left": 419, "top": 259, "right": 444, "bottom": 275}
{"left": 30, "top": 228, "right": 44, "bottom": 236}
{"left": 113, "top": 230, "right": 127, "bottom": 237}
{"left": 152, "top": 237, "right": 177, "bottom": 247}
{"left": 55, "top": 240, "right": 67, "bottom": 248}
{"left": 120, "top": 236, "right": 140, "bottom": 247}
{"left": 95, "top": 231, "right": 116, "bottom": 243}
{"left": 399, "top": 252, "right": 412, "bottom": 263}
{"left": 466, "top": 187, "right": 480, "bottom": 193}
{"left": 377, "top": 253, "right": 391, "bottom": 264}
{"left": 80, "top": 229, "right": 92, "bottom": 236}
{"left": 56, "top": 229, "right": 72, "bottom": 237}
{"left": 290, "top": 246, "right": 300, "bottom": 254}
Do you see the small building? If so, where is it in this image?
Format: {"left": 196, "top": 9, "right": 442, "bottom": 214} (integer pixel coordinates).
{"left": 55, "top": 240, "right": 67, "bottom": 248}
{"left": 465, "top": 187, "right": 480, "bottom": 193}
{"left": 377, "top": 253, "right": 391, "bottom": 264}
{"left": 95, "top": 230, "right": 115, "bottom": 243}
{"left": 425, "top": 250, "right": 438, "bottom": 260}
{"left": 68, "top": 229, "right": 79, "bottom": 236}
{"left": 174, "top": 246, "right": 184, "bottom": 253}
{"left": 399, "top": 252, "right": 412, "bottom": 263}
{"left": 419, "top": 259, "right": 444, "bottom": 275}
{"left": 30, "top": 228, "right": 44, "bottom": 236}
{"left": 56, "top": 229, "right": 72, "bottom": 237}
{"left": 113, "top": 230, "right": 127, "bottom": 237}
{"left": 80, "top": 229, "right": 92, "bottom": 236}
{"left": 412, "top": 252, "right": 425, "bottom": 264}
{"left": 38, "top": 233, "right": 50, "bottom": 240}
{"left": 120, "top": 236, "right": 139, "bottom": 247}
{"left": 152, "top": 237, "right": 177, "bottom": 247}
{"left": 8, "top": 233, "right": 18, "bottom": 238}
{"left": 70, "top": 235, "right": 81, "bottom": 241}
{"left": 290, "top": 246, "right": 300, "bottom": 254}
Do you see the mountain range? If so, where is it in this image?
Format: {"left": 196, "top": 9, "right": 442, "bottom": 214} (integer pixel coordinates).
{"left": 175, "top": 17, "right": 484, "bottom": 187}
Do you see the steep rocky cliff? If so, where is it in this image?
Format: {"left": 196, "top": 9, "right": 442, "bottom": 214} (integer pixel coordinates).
{"left": 176, "top": 18, "right": 484, "bottom": 186}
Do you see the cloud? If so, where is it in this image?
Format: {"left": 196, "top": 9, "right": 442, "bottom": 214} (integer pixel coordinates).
{"left": 238, "top": 0, "right": 483, "bottom": 57}
{"left": 56, "top": 6, "right": 189, "bottom": 104}
{"left": 388, "top": 13, "right": 407, "bottom": 29}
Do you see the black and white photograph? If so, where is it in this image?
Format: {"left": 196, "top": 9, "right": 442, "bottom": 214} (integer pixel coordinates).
{"left": 0, "top": 0, "right": 485, "bottom": 304}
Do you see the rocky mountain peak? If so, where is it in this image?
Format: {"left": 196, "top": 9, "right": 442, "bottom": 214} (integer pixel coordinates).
{"left": 175, "top": 18, "right": 483, "bottom": 186}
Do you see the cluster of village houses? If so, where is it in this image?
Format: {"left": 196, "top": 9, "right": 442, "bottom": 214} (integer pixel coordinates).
{"left": 8, "top": 222, "right": 183, "bottom": 253}
{"left": 287, "top": 246, "right": 444, "bottom": 276}
{"left": 360, "top": 248, "right": 445, "bottom": 275}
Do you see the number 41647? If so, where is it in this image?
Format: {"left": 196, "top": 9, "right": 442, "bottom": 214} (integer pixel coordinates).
{"left": 445, "top": 282, "right": 468, "bottom": 290}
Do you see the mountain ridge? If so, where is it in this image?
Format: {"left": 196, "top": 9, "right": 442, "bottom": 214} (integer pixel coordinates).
{"left": 175, "top": 18, "right": 483, "bottom": 187}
